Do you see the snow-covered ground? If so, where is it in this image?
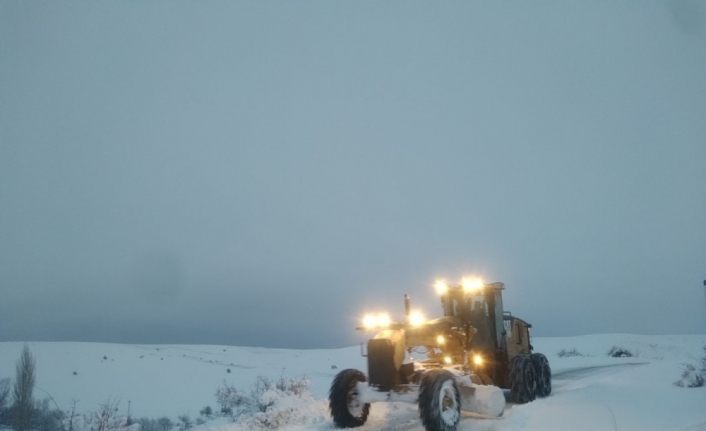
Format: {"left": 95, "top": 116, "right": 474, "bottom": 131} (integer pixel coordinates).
{"left": 1, "top": 334, "right": 705, "bottom": 430}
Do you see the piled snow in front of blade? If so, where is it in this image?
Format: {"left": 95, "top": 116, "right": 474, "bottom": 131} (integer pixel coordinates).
{"left": 459, "top": 383, "right": 505, "bottom": 418}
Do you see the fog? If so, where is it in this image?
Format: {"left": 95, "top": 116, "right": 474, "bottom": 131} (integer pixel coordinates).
{"left": 1, "top": 0, "right": 705, "bottom": 348}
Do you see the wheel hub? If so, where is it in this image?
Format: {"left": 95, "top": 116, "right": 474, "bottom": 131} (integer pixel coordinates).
{"left": 347, "top": 387, "right": 364, "bottom": 418}
{"left": 439, "top": 380, "right": 459, "bottom": 425}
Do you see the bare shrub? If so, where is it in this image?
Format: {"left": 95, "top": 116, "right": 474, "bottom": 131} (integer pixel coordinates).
{"left": 66, "top": 401, "right": 78, "bottom": 431}
{"left": 94, "top": 400, "right": 120, "bottom": 431}
{"left": 607, "top": 346, "right": 633, "bottom": 358}
{"left": 0, "top": 378, "right": 11, "bottom": 426}
{"left": 176, "top": 415, "right": 191, "bottom": 431}
{"left": 156, "top": 417, "right": 172, "bottom": 431}
{"left": 0, "top": 378, "right": 10, "bottom": 411}
{"left": 32, "top": 398, "right": 65, "bottom": 431}
{"left": 136, "top": 417, "right": 172, "bottom": 431}
{"left": 557, "top": 348, "right": 584, "bottom": 358}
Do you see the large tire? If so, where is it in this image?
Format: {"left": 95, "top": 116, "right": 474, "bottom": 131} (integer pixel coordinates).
{"left": 509, "top": 354, "right": 537, "bottom": 403}
{"left": 531, "top": 353, "right": 552, "bottom": 397}
{"left": 329, "top": 369, "right": 370, "bottom": 428}
{"left": 418, "top": 369, "right": 461, "bottom": 431}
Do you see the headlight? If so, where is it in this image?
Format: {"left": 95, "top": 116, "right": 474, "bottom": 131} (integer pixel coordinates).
{"left": 434, "top": 279, "right": 449, "bottom": 295}
{"left": 408, "top": 310, "right": 426, "bottom": 327}
{"left": 473, "top": 354, "right": 484, "bottom": 367}
{"left": 362, "top": 314, "right": 377, "bottom": 330}
{"left": 362, "top": 312, "right": 391, "bottom": 330}
{"left": 443, "top": 355, "right": 453, "bottom": 365}
{"left": 436, "top": 335, "right": 446, "bottom": 346}
{"left": 462, "top": 276, "right": 484, "bottom": 293}
{"left": 376, "top": 313, "right": 391, "bottom": 328}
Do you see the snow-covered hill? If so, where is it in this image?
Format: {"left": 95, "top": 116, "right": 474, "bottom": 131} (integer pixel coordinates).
{"left": 1, "top": 334, "right": 705, "bottom": 430}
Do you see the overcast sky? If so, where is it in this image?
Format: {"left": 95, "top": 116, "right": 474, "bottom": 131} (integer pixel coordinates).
{"left": 1, "top": 0, "right": 705, "bottom": 348}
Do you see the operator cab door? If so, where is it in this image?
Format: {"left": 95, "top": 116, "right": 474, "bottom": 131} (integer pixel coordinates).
{"left": 505, "top": 318, "right": 531, "bottom": 361}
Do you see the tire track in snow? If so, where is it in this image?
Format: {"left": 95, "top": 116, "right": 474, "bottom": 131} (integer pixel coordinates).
{"left": 552, "top": 362, "right": 648, "bottom": 380}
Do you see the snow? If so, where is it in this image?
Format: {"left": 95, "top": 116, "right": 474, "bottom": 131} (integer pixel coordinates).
{"left": 1, "top": 334, "right": 705, "bottom": 430}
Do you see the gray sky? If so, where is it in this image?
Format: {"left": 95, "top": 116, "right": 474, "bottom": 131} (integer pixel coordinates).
{"left": 1, "top": 0, "right": 705, "bottom": 348}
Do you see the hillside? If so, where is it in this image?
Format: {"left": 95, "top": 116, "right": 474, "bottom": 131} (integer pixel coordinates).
{"left": 1, "top": 334, "right": 705, "bottom": 430}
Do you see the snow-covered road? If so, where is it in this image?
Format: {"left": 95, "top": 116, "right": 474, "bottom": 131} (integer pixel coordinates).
{"left": 298, "top": 360, "right": 702, "bottom": 431}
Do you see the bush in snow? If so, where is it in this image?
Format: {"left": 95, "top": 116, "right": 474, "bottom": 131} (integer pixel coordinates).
{"left": 243, "top": 376, "right": 324, "bottom": 429}
{"left": 62, "top": 399, "right": 141, "bottom": 431}
{"left": 176, "top": 415, "right": 191, "bottom": 431}
{"left": 557, "top": 348, "right": 584, "bottom": 358}
{"left": 31, "top": 399, "right": 65, "bottom": 431}
{"left": 198, "top": 406, "right": 212, "bottom": 418}
{"left": 249, "top": 376, "right": 309, "bottom": 411}
{"left": 0, "top": 351, "right": 64, "bottom": 431}
{"left": 1, "top": 397, "right": 64, "bottom": 431}
{"left": 607, "top": 346, "right": 633, "bottom": 358}
{"left": 135, "top": 417, "right": 172, "bottom": 431}
{"left": 215, "top": 375, "right": 325, "bottom": 429}
{"left": 674, "top": 363, "right": 705, "bottom": 388}
{"left": 155, "top": 417, "right": 172, "bottom": 431}
{"left": 214, "top": 382, "right": 250, "bottom": 417}
{"left": 674, "top": 346, "right": 706, "bottom": 388}
{"left": 135, "top": 418, "right": 157, "bottom": 431}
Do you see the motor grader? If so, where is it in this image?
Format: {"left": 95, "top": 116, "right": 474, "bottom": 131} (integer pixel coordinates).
{"left": 329, "top": 277, "right": 551, "bottom": 431}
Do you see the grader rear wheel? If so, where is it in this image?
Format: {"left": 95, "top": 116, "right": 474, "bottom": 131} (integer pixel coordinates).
{"left": 509, "top": 354, "right": 537, "bottom": 403}
{"left": 531, "top": 353, "right": 552, "bottom": 397}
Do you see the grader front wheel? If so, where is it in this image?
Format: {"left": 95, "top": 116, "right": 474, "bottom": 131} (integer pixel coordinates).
{"left": 329, "top": 369, "right": 370, "bottom": 428}
{"left": 418, "top": 369, "right": 461, "bottom": 431}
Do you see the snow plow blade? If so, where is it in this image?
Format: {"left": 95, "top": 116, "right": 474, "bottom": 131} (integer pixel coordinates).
{"left": 460, "top": 383, "right": 506, "bottom": 417}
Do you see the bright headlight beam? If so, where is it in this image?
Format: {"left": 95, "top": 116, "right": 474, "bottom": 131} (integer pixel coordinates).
{"left": 362, "top": 312, "right": 391, "bottom": 329}
{"left": 434, "top": 279, "right": 449, "bottom": 295}
{"left": 473, "top": 354, "right": 484, "bottom": 367}
{"left": 376, "top": 313, "right": 391, "bottom": 328}
{"left": 408, "top": 310, "right": 425, "bottom": 327}
{"left": 462, "top": 276, "right": 485, "bottom": 293}
{"left": 362, "top": 314, "right": 377, "bottom": 330}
